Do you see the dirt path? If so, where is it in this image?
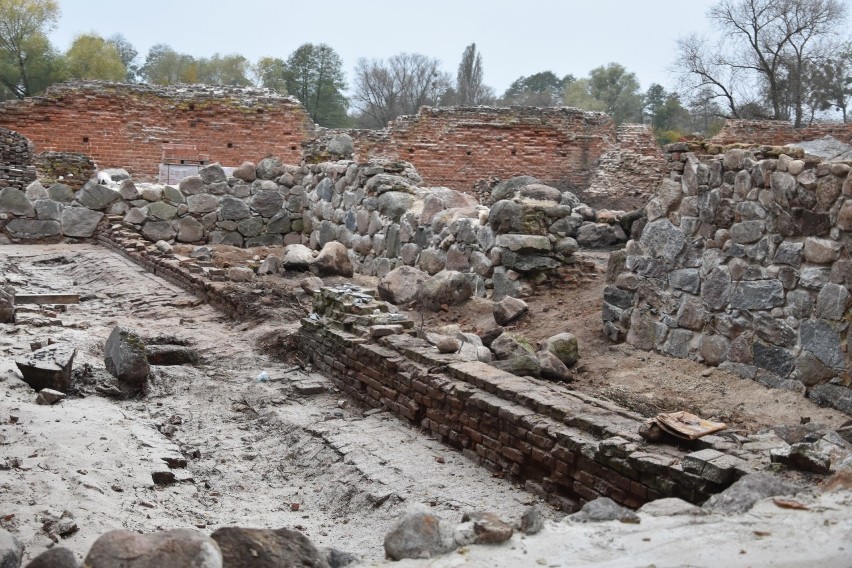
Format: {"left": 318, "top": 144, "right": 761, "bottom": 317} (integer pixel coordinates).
{"left": 0, "top": 245, "right": 540, "bottom": 564}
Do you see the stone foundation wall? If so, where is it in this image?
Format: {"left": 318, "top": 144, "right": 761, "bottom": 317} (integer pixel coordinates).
{"left": 712, "top": 120, "right": 852, "bottom": 146}
{"left": 34, "top": 152, "right": 96, "bottom": 190}
{"left": 0, "top": 127, "right": 36, "bottom": 191}
{"left": 604, "top": 143, "right": 852, "bottom": 414}
{"left": 0, "top": 81, "right": 314, "bottom": 179}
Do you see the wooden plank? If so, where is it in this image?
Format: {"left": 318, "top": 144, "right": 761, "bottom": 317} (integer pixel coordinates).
{"left": 15, "top": 294, "right": 79, "bottom": 305}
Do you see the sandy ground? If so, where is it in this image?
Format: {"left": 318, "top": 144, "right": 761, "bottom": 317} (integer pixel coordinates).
{"left": 0, "top": 245, "right": 542, "bottom": 564}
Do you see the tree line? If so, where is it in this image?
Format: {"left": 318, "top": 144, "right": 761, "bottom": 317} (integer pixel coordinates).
{"left": 0, "top": 0, "right": 849, "bottom": 141}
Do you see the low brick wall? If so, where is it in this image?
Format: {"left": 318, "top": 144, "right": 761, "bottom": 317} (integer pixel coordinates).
{"left": 295, "top": 313, "right": 757, "bottom": 510}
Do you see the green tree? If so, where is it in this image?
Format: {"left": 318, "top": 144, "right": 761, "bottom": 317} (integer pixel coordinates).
{"left": 65, "top": 34, "right": 125, "bottom": 81}
{"left": 0, "top": 0, "right": 63, "bottom": 99}
{"left": 562, "top": 78, "right": 606, "bottom": 111}
{"left": 107, "top": 33, "right": 138, "bottom": 82}
{"left": 284, "top": 43, "right": 349, "bottom": 127}
{"left": 254, "top": 56, "right": 287, "bottom": 93}
{"left": 196, "top": 53, "right": 251, "bottom": 86}
{"left": 501, "top": 71, "right": 572, "bottom": 106}
{"left": 140, "top": 44, "right": 196, "bottom": 85}
{"left": 811, "top": 42, "right": 852, "bottom": 122}
{"left": 587, "top": 62, "right": 643, "bottom": 124}
{"left": 456, "top": 43, "right": 493, "bottom": 105}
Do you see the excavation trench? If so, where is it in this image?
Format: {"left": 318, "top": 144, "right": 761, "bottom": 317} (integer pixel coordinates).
{"left": 0, "top": 245, "right": 537, "bottom": 563}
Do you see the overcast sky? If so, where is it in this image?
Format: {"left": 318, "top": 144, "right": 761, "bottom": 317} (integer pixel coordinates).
{"left": 52, "top": 0, "right": 718, "bottom": 95}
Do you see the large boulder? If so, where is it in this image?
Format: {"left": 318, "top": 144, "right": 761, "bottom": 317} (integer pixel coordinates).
{"left": 104, "top": 326, "right": 149, "bottom": 389}
{"left": 417, "top": 270, "right": 473, "bottom": 312}
{"left": 232, "top": 162, "right": 257, "bottom": 182}
{"left": 491, "top": 175, "right": 540, "bottom": 202}
{"left": 537, "top": 350, "right": 573, "bottom": 382}
{"left": 542, "top": 332, "right": 579, "bottom": 367}
{"left": 14, "top": 343, "right": 76, "bottom": 392}
{"left": 23, "top": 546, "right": 77, "bottom": 568}
{"left": 84, "top": 529, "right": 222, "bottom": 568}
{"left": 220, "top": 196, "right": 251, "bottom": 220}
{"left": 198, "top": 163, "right": 227, "bottom": 185}
{"left": 250, "top": 189, "right": 284, "bottom": 218}
{"left": 310, "top": 242, "right": 354, "bottom": 277}
{"left": 282, "top": 244, "right": 315, "bottom": 271}
{"left": 256, "top": 157, "right": 284, "bottom": 180}
{"left": 176, "top": 217, "right": 205, "bottom": 243}
{"left": 60, "top": 206, "right": 104, "bottom": 238}
{"left": 0, "top": 528, "right": 22, "bottom": 568}
{"left": 211, "top": 527, "right": 330, "bottom": 568}
{"left": 0, "top": 187, "right": 35, "bottom": 216}
{"left": 384, "top": 506, "right": 455, "bottom": 561}
{"left": 378, "top": 266, "right": 429, "bottom": 305}
{"left": 5, "top": 219, "right": 61, "bottom": 239}
{"left": 141, "top": 221, "right": 176, "bottom": 242}
{"left": 76, "top": 180, "right": 120, "bottom": 210}
{"left": 493, "top": 296, "right": 528, "bottom": 326}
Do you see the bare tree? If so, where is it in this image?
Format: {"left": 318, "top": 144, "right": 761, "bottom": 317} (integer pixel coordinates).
{"left": 456, "top": 43, "right": 494, "bottom": 105}
{"left": 675, "top": 0, "right": 847, "bottom": 125}
{"left": 352, "top": 53, "right": 451, "bottom": 128}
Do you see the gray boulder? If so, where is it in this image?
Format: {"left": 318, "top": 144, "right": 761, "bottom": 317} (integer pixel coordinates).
{"left": 490, "top": 333, "right": 540, "bottom": 376}
{"left": 104, "top": 326, "right": 149, "bottom": 389}
{"left": 250, "top": 189, "right": 284, "bottom": 218}
{"left": 84, "top": 529, "right": 222, "bottom": 568}
{"left": 212, "top": 527, "right": 329, "bottom": 568}
{"left": 76, "top": 180, "right": 119, "bottom": 210}
{"left": 0, "top": 528, "right": 22, "bottom": 568}
{"left": 145, "top": 345, "right": 199, "bottom": 366}
{"left": 256, "top": 157, "right": 284, "bottom": 180}
{"left": 542, "top": 332, "right": 579, "bottom": 367}
{"left": 310, "top": 242, "right": 354, "bottom": 277}
{"left": 0, "top": 187, "right": 35, "bottom": 216}
{"left": 493, "top": 296, "right": 528, "bottom": 326}
{"left": 576, "top": 222, "right": 627, "bottom": 247}
{"left": 220, "top": 195, "right": 251, "bottom": 220}
{"left": 703, "top": 473, "right": 800, "bottom": 513}
{"left": 538, "top": 350, "right": 573, "bottom": 382}
{"left": 141, "top": 221, "right": 176, "bottom": 242}
{"left": 61, "top": 207, "right": 104, "bottom": 238}
{"left": 5, "top": 219, "right": 61, "bottom": 239}
{"left": 48, "top": 183, "right": 75, "bottom": 203}
{"left": 34, "top": 199, "right": 63, "bottom": 221}
{"left": 282, "top": 244, "right": 315, "bottom": 271}
{"left": 23, "top": 547, "right": 77, "bottom": 568}
{"left": 378, "top": 266, "right": 429, "bottom": 305}
{"left": 568, "top": 497, "right": 640, "bottom": 523}
{"left": 186, "top": 193, "right": 219, "bottom": 214}
{"left": 119, "top": 179, "right": 139, "bottom": 200}
{"left": 178, "top": 175, "right": 205, "bottom": 195}
{"left": 418, "top": 270, "right": 473, "bottom": 312}
{"left": 14, "top": 343, "right": 76, "bottom": 392}
{"left": 384, "top": 506, "right": 456, "bottom": 561}
{"left": 198, "top": 163, "right": 227, "bottom": 184}
{"left": 377, "top": 191, "right": 415, "bottom": 222}
{"left": 491, "top": 175, "right": 540, "bottom": 201}
{"left": 177, "top": 217, "right": 205, "bottom": 243}
{"left": 25, "top": 180, "right": 48, "bottom": 200}
{"left": 327, "top": 134, "right": 355, "bottom": 159}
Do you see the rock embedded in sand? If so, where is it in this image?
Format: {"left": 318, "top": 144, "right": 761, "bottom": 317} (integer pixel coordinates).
{"left": 15, "top": 342, "right": 76, "bottom": 392}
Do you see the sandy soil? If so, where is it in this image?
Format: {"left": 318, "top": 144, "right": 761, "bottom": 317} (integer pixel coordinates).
{"left": 0, "top": 245, "right": 541, "bottom": 564}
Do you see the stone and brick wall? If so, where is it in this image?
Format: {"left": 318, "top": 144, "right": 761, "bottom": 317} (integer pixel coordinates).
{"left": 0, "top": 127, "right": 36, "bottom": 191}
{"left": 712, "top": 120, "right": 852, "bottom": 146}
{"left": 312, "top": 107, "right": 664, "bottom": 198}
{"left": 604, "top": 143, "right": 852, "bottom": 415}
{"left": 0, "top": 81, "right": 314, "bottom": 179}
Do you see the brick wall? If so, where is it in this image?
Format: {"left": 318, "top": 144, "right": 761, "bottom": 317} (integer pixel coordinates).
{"left": 341, "top": 107, "right": 621, "bottom": 191}
{"left": 711, "top": 119, "right": 852, "bottom": 146}
{"left": 0, "top": 81, "right": 314, "bottom": 180}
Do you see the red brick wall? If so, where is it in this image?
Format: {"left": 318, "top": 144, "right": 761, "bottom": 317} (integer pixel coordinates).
{"left": 711, "top": 119, "right": 852, "bottom": 146}
{"left": 0, "top": 81, "right": 314, "bottom": 179}
{"left": 348, "top": 106, "right": 619, "bottom": 191}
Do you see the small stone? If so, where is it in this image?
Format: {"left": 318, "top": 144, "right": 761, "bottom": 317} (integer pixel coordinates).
{"left": 435, "top": 336, "right": 461, "bottom": 354}
{"left": 703, "top": 473, "right": 799, "bottom": 513}
{"left": 84, "top": 529, "right": 221, "bottom": 568}
{"left": 383, "top": 506, "right": 455, "bottom": 561}
{"left": 35, "top": 388, "right": 66, "bottom": 405}
{"left": 24, "top": 546, "right": 77, "bottom": 568}
{"left": 568, "top": 497, "right": 639, "bottom": 524}
{"left": 537, "top": 350, "right": 572, "bottom": 382}
{"left": 493, "top": 296, "right": 528, "bottom": 326}
{"left": 211, "top": 526, "right": 327, "bottom": 568}
{"left": 519, "top": 505, "right": 545, "bottom": 534}
{"left": 227, "top": 267, "right": 255, "bottom": 282}
{"left": 104, "top": 326, "right": 149, "bottom": 390}
{"left": 459, "top": 512, "right": 513, "bottom": 545}
{"left": 15, "top": 343, "right": 76, "bottom": 392}
{"left": 541, "top": 332, "right": 579, "bottom": 367}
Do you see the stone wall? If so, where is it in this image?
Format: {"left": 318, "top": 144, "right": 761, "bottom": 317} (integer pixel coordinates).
{"left": 34, "top": 152, "right": 96, "bottom": 190}
{"left": 0, "top": 127, "right": 36, "bottom": 191}
{"left": 0, "top": 81, "right": 314, "bottom": 179}
{"left": 2, "top": 157, "right": 631, "bottom": 298}
{"left": 603, "top": 143, "right": 852, "bottom": 414}
{"left": 712, "top": 120, "right": 852, "bottom": 146}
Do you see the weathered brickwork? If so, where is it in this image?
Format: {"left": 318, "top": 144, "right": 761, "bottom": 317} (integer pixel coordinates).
{"left": 712, "top": 120, "right": 852, "bottom": 146}
{"left": 0, "top": 81, "right": 314, "bottom": 179}
{"left": 0, "top": 127, "right": 36, "bottom": 190}
{"left": 313, "top": 107, "right": 665, "bottom": 196}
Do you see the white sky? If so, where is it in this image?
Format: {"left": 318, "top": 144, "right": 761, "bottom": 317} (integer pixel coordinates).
{"left": 52, "top": 0, "right": 719, "bottom": 95}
